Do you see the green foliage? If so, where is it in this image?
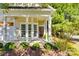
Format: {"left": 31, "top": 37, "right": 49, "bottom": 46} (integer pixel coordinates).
{"left": 54, "top": 40, "right": 67, "bottom": 51}
{"left": 31, "top": 42, "right": 40, "bottom": 50}
{"left": 20, "top": 42, "right": 29, "bottom": 49}
{"left": 52, "top": 21, "right": 73, "bottom": 37}
{"left": 0, "top": 43, "right": 3, "bottom": 48}
{"left": 44, "top": 42, "right": 53, "bottom": 50}
{"left": 54, "top": 39, "right": 75, "bottom": 51}
{"left": 4, "top": 42, "right": 16, "bottom": 51}
{"left": 52, "top": 12, "right": 65, "bottom": 24}
{"left": 50, "top": 3, "right": 79, "bottom": 15}
{"left": 0, "top": 3, "right": 9, "bottom": 9}
{"left": 40, "top": 3, "right": 48, "bottom": 8}
{"left": 50, "top": 3, "right": 79, "bottom": 36}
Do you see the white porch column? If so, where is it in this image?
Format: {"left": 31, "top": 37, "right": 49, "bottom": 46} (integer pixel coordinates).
{"left": 48, "top": 15, "right": 52, "bottom": 42}
{"left": 44, "top": 20, "right": 48, "bottom": 41}
{"left": 13, "top": 17, "right": 16, "bottom": 40}
{"left": 37, "top": 16, "right": 39, "bottom": 38}
{"left": 32, "top": 17, "right": 34, "bottom": 38}
{"left": 26, "top": 16, "right": 28, "bottom": 41}
{"left": 3, "top": 16, "right": 7, "bottom": 41}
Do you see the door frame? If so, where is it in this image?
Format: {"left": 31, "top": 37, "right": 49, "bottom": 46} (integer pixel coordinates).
{"left": 38, "top": 25, "right": 44, "bottom": 38}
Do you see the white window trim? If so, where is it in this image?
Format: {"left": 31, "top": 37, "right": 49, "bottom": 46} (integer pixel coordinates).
{"left": 20, "top": 23, "right": 26, "bottom": 38}
{"left": 33, "top": 23, "right": 38, "bottom": 38}
{"left": 28, "top": 23, "right": 38, "bottom": 38}
{"left": 20, "top": 23, "right": 38, "bottom": 38}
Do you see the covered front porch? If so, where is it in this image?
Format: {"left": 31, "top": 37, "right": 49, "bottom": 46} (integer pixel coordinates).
{"left": 0, "top": 15, "right": 51, "bottom": 42}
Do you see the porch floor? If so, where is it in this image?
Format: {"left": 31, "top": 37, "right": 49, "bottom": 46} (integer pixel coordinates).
{"left": 0, "top": 37, "right": 46, "bottom": 44}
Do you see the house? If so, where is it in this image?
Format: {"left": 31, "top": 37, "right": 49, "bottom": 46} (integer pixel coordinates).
{"left": 0, "top": 3, "right": 55, "bottom": 43}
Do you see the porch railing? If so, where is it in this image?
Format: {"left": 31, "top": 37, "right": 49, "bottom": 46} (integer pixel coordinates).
{"left": 14, "top": 30, "right": 46, "bottom": 43}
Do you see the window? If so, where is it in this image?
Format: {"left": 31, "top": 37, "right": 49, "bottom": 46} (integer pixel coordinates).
{"left": 34, "top": 24, "right": 37, "bottom": 37}
{"left": 0, "top": 22, "right": 3, "bottom": 26}
{"left": 28, "top": 24, "right": 38, "bottom": 37}
{"left": 21, "top": 24, "right": 38, "bottom": 38}
{"left": 0, "top": 22, "right": 14, "bottom": 26}
{"left": 8, "top": 22, "right": 14, "bottom": 26}
{"left": 28, "top": 24, "right": 31, "bottom": 37}
{"left": 21, "top": 24, "right": 26, "bottom": 37}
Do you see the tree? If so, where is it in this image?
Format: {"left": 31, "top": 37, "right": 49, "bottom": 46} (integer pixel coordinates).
{"left": 0, "top": 3, "right": 9, "bottom": 9}
{"left": 49, "top": 3, "right": 79, "bottom": 37}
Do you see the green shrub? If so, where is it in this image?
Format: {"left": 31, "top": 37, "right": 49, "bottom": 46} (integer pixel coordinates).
{"left": 20, "top": 42, "right": 29, "bottom": 49}
{"left": 0, "top": 43, "right": 3, "bottom": 48}
{"left": 4, "top": 42, "right": 16, "bottom": 51}
{"left": 31, "top": 42, "right": 40, "bottom": 50}
{"left": 44, "top": 42, "right": 53, "bottom": 50}
{"left": 54, "top": 40, "right": 67, "bottom": 51}
{"left": 54, "top": 39, "right": 75, "bottom": 51}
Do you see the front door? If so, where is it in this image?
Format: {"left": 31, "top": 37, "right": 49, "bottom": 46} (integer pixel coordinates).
{"left": 39, "top": 26, "right": 44, "bottom": 38}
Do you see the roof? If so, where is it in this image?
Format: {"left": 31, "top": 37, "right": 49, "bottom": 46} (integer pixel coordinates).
{"left": 8, "top": 3, "right": 49, "bottom": 9}
{"left": 8, "top": 6, "right": 50, "bottom": 9}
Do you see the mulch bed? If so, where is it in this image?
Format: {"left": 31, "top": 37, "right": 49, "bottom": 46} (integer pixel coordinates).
{"left": 1, "top": 48, "right": 68, "bottom": 56}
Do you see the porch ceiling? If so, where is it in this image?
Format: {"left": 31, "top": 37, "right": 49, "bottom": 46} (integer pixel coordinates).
{"left": 15, "top": 16, "right": 47, "bottom": 19}
{"left": 14, "top": 16, "right": 47, "bottom": 25}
